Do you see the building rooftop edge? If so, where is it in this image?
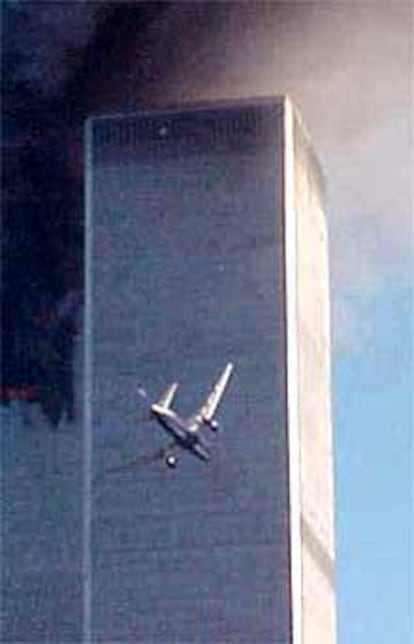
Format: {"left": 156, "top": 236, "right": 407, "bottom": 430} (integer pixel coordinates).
{"left": 86, "top": 95, "right": 289, "bottom": 123}
{"left": 86, "top": 93, "right": 326, "bottom": 209}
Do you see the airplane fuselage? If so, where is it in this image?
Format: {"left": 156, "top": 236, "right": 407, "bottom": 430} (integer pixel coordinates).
{"left": 150, "top": 404, "right": 208, "bottom": 460}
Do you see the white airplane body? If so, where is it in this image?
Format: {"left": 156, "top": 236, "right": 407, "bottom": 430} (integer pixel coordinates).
{"left": 149, "top": 362, "right": 233, "bottom": 467}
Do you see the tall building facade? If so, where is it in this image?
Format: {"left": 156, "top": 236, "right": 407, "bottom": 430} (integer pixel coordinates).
{"left": 86, "top": 97, "right": 335, "bottom": 643}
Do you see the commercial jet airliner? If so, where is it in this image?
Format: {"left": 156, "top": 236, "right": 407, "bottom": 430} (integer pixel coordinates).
{"left": 144, "top": 362, "right": 234, "bottom": 468}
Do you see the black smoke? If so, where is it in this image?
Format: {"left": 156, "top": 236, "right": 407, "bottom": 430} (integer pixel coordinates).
{"left": 1, "top": 4, "right": 118, "bottom": 423}
{"left": 2, "top": 1, "right": 173, "bottom": 425}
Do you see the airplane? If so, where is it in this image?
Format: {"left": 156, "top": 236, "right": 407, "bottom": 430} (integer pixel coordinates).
{"left": 143, "top": 362, "right": 234, "bottom": 468}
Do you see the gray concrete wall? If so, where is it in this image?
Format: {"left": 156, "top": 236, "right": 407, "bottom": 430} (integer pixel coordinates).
{"left": 292, "top": 107, "right": 336, "bottom": 643}
{"left": 87, "top": 100, "right": 292, "bottom": 642}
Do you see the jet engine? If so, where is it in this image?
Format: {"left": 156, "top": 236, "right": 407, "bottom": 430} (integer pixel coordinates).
{"left": 204, "top": 417, "right": 219, "bottom": 432}
{"left": 166, "top": 454, "right": 178, "bottom": 468}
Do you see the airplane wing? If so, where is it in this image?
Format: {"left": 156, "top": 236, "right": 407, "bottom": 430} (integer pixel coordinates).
{"left": 156, "top": 382, "right": 179, "bottom": 409}
{"left": 198, "top": 362, "right": 234, "bottom": 422}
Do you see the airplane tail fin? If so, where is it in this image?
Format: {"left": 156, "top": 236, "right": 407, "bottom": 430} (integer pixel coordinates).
{"left": 156, "top": 382, "right": 179, "bottom": 410}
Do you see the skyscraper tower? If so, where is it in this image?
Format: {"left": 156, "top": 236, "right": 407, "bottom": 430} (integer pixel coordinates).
{"left": 86, "top": 96, "right": 335, "bottom": 643}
